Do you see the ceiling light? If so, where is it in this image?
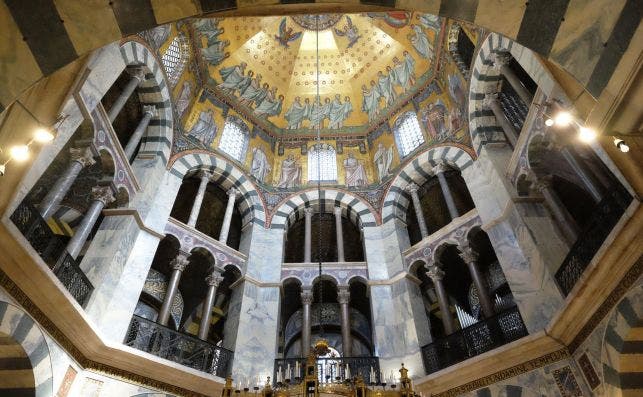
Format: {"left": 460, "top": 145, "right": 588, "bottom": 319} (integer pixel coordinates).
{"left": 34, "top": 127, "right": 55, "bottom": 143}
{"left": 544, "top": 118, "right": 554, "bottom": 127}
{"left": 614, "top": 138, "right": 630, "bottom": 153}
{"left": 554, "top": 111, "right": 572, "bottom": 127}
{"left": 10, "top": 145, "right": 29, "bottom": 161}
{"left": 578, "top": 127, "right": 597, "bottom": 143}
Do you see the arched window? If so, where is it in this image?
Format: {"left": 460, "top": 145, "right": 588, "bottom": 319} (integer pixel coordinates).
{"left": 219, "top": 116, "right": 250, "bottom": 162}
{"left": 393, "top": 112, "right": 425, "bottom": 157}
{"left": 308, "top": 144, "right": 337, "bottom": 182}
{"left": 161, "top": 34, "right": 189, "bottom": 87}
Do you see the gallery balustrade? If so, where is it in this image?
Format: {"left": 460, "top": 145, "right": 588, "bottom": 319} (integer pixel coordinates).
{"left": 274, "top": 356, "right": 381, "bottom": 386}
{"left": 10, "top": 202, "right": 94, "bottom": 307}
{"left": 124, "top": 315, "right": 234, "bottom": 377}
{"left": 420, "top": 305, "right": 528, "bottom": 375}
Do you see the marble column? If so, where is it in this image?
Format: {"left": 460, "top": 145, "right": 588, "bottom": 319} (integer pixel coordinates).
{"left": 304, "top": 207, "right": 313, "bottom": 263}
{"left": 107, "top": 68, "right": 145, "bottom": 122}
{"left": 66, "top": 185, "right": 115, "bottom": 259}
{"left": 334, "top": 207, "right": 345, "bottom": 262}
{"left": 483, "top": 93, "right": 518, "bottom": 147}
{"left": 406, "top": 183, "right": 429, "bottom": 239}
{"left": 532, "top": 175, "right": 580, "bottom": 245}
{"left": 426, "top": 265, "right": 455, "bottom": 335}
{"left": 492, "top": 52, "right": 534, "bottom": 106}
{"left": 219, "top": 188, "right": 239, "bottom": 244}
{"left": 337, "top": 286, "right": 352, "bottom": 357}
{"left": 433, "top": 161, "right": 459, "bottom": 220}
{"left": 458, "top": 243, "right": 495, "bottom": 318}
{"left": 123, "top": 105, "right": 156, "bottom": 161}
{"left": 158, "top": 253, "right": 190, "bottom": 327}
{"left": 38, "top": 146, "right": 96, "bottom": 219}
{"left": 187, "top": 170, "right": 213, "bottom": 227}
{"left": 301, "top": 288, "right": 314, "bottom": 357}
{"left": 198, "top": 272, "right": 224, "bottom": 340}
{"left": 560, "top": 147, "right": 603, "bottom": 203}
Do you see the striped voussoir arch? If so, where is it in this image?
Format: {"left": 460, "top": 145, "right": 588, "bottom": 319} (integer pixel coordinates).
{"left": 0, "top": 0, "right": 638, "bottom": 112}
{"left": 601, "top": 281, "right": 643, "bottom": 395}
{"left": 169, "top": 151, "right": 266, "bottom": 227}
{"left": 0, "top": 301, "right": 53, "bottom": 397}
{"left": 382, "top": 145, "right": 474, "bottom": 223}
{"left": 270, "top": 188, "right": 377, "bottom": 229}
{"left": 119, "top": 41, "right": 173, "bottom": 165}
{"left": 468, "top": 33, "right": 558, "bottom": 155}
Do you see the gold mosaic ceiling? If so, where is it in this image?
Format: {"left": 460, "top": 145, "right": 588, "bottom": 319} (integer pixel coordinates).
{"left": 191, "top": 13, "right": 443, "bottom": 132}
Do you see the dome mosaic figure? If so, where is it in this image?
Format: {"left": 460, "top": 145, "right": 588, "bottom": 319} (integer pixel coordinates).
{"left": 186, "top": 109, "right": 217, "bottom": 147}
{"left": 409, "top": 24, "right": 434, "bottom": 59}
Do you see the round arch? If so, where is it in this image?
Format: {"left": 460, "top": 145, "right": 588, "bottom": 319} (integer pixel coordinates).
{"left": 270, "top": 188, "right": 377, "bottom": 229}
{"left": 381, "top": 145, "right": 474, "bottom": 223}
{"left": 0, "top": 301, "right": 54, "bottom": 397}
{"left": 169, "top": 151, "right": 267, "bottom": 227}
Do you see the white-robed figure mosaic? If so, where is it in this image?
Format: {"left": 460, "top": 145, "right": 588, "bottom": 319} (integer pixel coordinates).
{"left": 251, "top": 147, "right": 272, "bottom": 183}
{"left": 374, "top": 143, "right": 394, "bottom": 182}
{"left": 409, "top": 24, "right": 434, "bottom": 59}
{"left": 187, "top": 109, "right": 217, "bottom": 147}
{"left": 277, "top": 155, "right": 302, "bottom": 188}
{"left": 285, "top": 97, "right": 308, "bottom": 129}
{"left": 344, "top": 153, "right": 368, "bottom": 187}
{"left": 362, "top": 81, "right": 381, "bottom": 123}
{"left": 218, "top": 63, "right": 247, "bottom": 94}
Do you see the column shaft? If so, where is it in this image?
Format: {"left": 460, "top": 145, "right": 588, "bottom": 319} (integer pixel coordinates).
{"left": 219, "top": 188, "right": 238, "bottom": 244}
{"left": 434, "top": 163, "right": 459, "bottom": 220}
{"left": 107, "top": 70, "right": 144, "bottom": 122}
{"left": 459, "top": 245, "right": 495, "bottom": 318}
{"left": 304, "top": 208, "right": 313, "bottom": 262}
{"left": 561, "top": 148, "right": 603, "bottom": 202}
{"left": 534, "top": 177, "right": 579, "bottom": 245}
{"left": 406, "top": 183, "right": 429, "bottom": 238}
{"left": 187, "top": 171, "right": 212, "bottom": 227}
{"left": 39, "top": 147, "right": 95, "bottom": 219}
{"left": 158, "top": 254, "right": 189, "bottom": 326}
{"left": 65, "top": 186, "right": 114, "bottom": 259}
{"left": 301, "top": 289, "right": 313, "bottom": 356}
{"left": 499, "top": 65, "right": 534, "bottom": 106}
{"left": 485, "top": 94, "right": 518, "bottom": 147}
{"left": 198, "top": 273, "right": 222, "bottom": 340}
{"left": 123, "top": 106, "right": 155, "bottom": 160}
{"left": 427, "top": 266, "right": 455, "bottom": 335}
{"left": 334, "top": 207, "right": 345, "bottom": 262}
{"left": 338, "top": 287, "right": 352, "bottom": 357}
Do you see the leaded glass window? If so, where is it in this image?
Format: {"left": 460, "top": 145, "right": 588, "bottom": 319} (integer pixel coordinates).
{"left": 393, "top": 112, "right": 425, "bottom": 157}
{"left": 161, "top": 34, "right": 189, "bottom": 87}
{"left": 308, "top": 143, "right": 337, "bottom": 182}
{"left": 219, "top": 117, "right": 249, "bottom": 162}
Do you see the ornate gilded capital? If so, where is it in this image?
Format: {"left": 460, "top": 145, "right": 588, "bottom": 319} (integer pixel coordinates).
{"left": 337, "top": 287, "right": 350, "bottom": 304}
{"left": 90, "top": 185, "right": 115, "bottom": 206}
{"left": 69, "top": 146, "right": 96, "bottom": 168}
{"left": 171, "top": 254, "right": 190, "bottom": 272}
{"left": 301, "top": 289, "right": 314, "bottom": 305}
{"left": 426, "top": 266, "right": 445, "bottom": 282}
{"left": 458, "top": 244, "right": 479, "bottom": 264}
{"left": 205, "top": 273, "right": 223, "bottom": 287}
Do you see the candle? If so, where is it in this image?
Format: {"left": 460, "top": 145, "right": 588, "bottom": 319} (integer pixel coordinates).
{"left": 286, "top": 363, "right": 291, "bottom": 380}
{"left": 295, "top": 361, "right": 300, "bottom": 378}
{"left": 369, "top": 366, "right": 375, "bottom": 383}
{"left": 345, "top": 364, "right": 351, "bottom": 379}
{"left": 277, "top": 366, "right": 282, "bottom": 383}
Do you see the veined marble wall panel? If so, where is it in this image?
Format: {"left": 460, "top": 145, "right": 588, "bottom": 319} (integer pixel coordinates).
{"left": 145, "top": 171, "right": 184, "bottom": 232}
{"left": 363, "top": 220, "right": 409, "bottom": 281}
{"left": 241, "top": 223, "right": 284, "bottom": 282}
{"left": 80, "top": 215, "right": 161, "bottom": 341}
{"left": 462, "top": 146, "right": 564, "bottom": 333}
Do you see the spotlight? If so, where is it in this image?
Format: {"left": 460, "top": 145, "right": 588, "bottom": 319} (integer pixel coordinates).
{"left": 10, "top": 145, "right": 29, "bottom": 161}
{"left": 33, "top": 127, "right": 55, "bottom": 143}
{"left": 554, "top": 111, "right": 573, "bottom": 127}
{"left": 0, "top": 164, "right": 4, "bottom": 176}
{"left": 614, "top": 138, "right": 630, "bottom": 153}
{"left": 545, "top": 118, "right": 554, "bottom": 127}
{"left": 578, "top": 127, "right": 597, "bottom": 143}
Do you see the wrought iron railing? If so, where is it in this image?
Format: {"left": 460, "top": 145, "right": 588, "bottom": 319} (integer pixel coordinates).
{"left": 499, "top": 79, "right": 529, "bottom": 134}
{"left": 555, "top": 186, "right": 632, "bottom": 296}
{"left": 274, "top": 356, "right": 380, "bottom": 385}
{"left": 10, "top": 201, "right": 94, "bottom": 307}
{"left": 420, "top": 306, "right": 528, "bottom": 375}
{"left": 124, "top": 315, "right": 234, "bottom": 377}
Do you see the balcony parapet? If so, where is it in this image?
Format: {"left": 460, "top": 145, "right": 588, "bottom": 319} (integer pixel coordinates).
{"left": 281, "top": 262, "right": 367, "bottom": 287}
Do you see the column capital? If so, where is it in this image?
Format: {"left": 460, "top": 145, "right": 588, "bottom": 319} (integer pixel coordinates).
{"left": 483, "top": 92, "right": 499, "bottom": 108}
{"left": 205, "top": 272, "right": 224, "bottom": 287}
{"left": 171, "top": 254, "right": 190, "bottom": 272}
{"left": 304, "top": 207, "right": 314, "bottom": 216}
{"left": 142, "top": 104, "right": 157, "bottom": 117}
{"left": 432, "top": 160, "right": 450, "bottom": 175}
{"left": 197, "top": 169, "right": 214, "bottom": 181}
{"left": 227, "top": 187, "right": 239, "bottom": 198}
{"left": 337, "top": 287, "right": 351, "bottom": 304}
{"left": 90, "top": 185, "right": 115, "bottom": 206}
{"left": 301, "top": 289, "right": 314, "bottom": 305}
{"left": 405, "top": 182, "right": 420, "bottom": 194}
{"left": 69, "top": 146, "right": 96, "bottom": 167}
{"left": 531, "top": 174, "right": 554, "bottom": 193}
{"left": 458, "top": 243, "right": 479, "bottom": 264}
{"left": 127, "top": 67, "right": 146, "bottom": 82}
{"left": 426, "top": 266, "right": 445, "bottom": 282}
{"left": 491, "top": 52, "right": 511, "bottom": 70}
{"left": 333, "top": 206, "right": 343, "bottom": 217}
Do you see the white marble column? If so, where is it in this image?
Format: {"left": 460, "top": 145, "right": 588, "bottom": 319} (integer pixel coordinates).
{"left": 560, "top": 147, "right": 603, "bottom": 203}
{"left": 458, "top": 242, "right": 495, "bottom": 318}
{"left": 338, "top": 286, "right": 352, "bottom": 357}
{"left": 433, "top": 161, "right": 459, "bottom": 220}
{"left": 107, "top": 68, "right": 145, "bottom": 122}
{"left": 66, "top": 185, "right": 115, "bottom": 259}
{"left": 301, "top": 288, "right": 313, "bottom": 357}
{"left": 304, "top": 207, "right": 313, "bottom": 262}
{"left": 406, "top": 183, "right": 429, "bottom": 238}
{"left": 532, "top": 175, "right": 579, "bottom": 245}
{"left": 483, "top": 93, "right": 518, "bottom": 147}
{"left": 334, "top": 207, "right": 345, "bottom": 262}
{"left": 426, "top": 264, "right": 455, "bottom": 335}
{"left": 187, "top": 170, "right": 213, "bottom": 227}
{"left": 158, "top": 253, "right": 190, "bottom": 327}
{"left": 492, "top": 52, "right": 534, "bottom": 106}
{"left": 38, "top": 146, "right": 96, "bottom": 219}
{"left": 198, "top": 272, "right": 224, "bottom": 340}
{"left": 123, "top": 105, "right": 156, "bottom": 161}
{"left": 219, "top": 188, "right": 239, "bottom": 244}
